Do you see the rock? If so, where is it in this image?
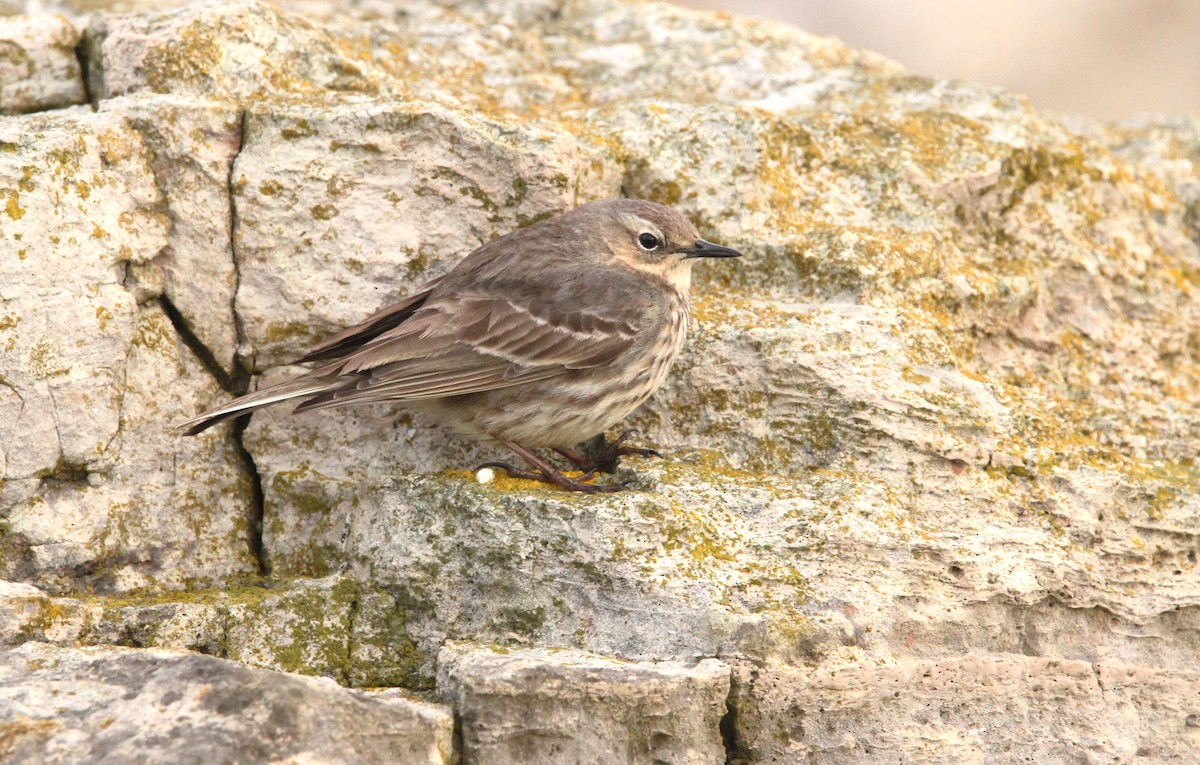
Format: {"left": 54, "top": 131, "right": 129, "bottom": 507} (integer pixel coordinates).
{"left": 6, "top": 576, "right": 436, "bottom": 689}
{"left": 105, "top": 94, "right": 244, "bottom": 378}
{"left": 0, "top": 581, "right": 97, "bottom": 645}
{"left": 0, "top": 641, "right": 454, "bottom": 765}
{"left": 0, "top": 107, "right": 258, "bottom": 593}
{"left": 727, "top": 656, "right": 1200, "bottom": 764}
{"left": 1100, "top": 114, "right": 1200, "bottom": 241}
{"left": 84, "top": 0, "right": 385, "bottom": 102}
{"left": 3, "top": 0, "right": 1200, "bottom": 761}
{"left": 0, "top": 14, "right": 85, "bottom": 114}
{"left": 262, "top": 468, "right": 812, "bottom": 664}
{"left": 438, "top": 642, "right": 730, "bottom": 765}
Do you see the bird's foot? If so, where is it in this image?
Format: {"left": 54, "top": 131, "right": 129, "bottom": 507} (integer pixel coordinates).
{"left": 558, "top": 429, "right": 662, "bottom": 474}
{"left": 477, "top": 462, "right": 626, "bottom": 494}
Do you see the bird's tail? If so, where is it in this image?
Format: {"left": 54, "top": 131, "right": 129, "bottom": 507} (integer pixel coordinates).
{"left": 179, "top": 377, "right": 335, "bottom": 435}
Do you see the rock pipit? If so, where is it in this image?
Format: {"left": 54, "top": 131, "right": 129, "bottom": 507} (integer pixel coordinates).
{"left": 182, "top": 199, "right": 741, "bottom": 492}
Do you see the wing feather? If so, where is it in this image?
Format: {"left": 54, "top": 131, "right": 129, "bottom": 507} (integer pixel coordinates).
{"left": 297, "top": 277, "right": 444, "bottom": 363}
{"left": 298, "top": 291, "right": 651, "bottom": 406}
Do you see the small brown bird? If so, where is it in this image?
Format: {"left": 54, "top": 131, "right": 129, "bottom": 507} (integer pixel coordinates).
{"left": 182, "top": 199, "right": 741, "bottom": 492}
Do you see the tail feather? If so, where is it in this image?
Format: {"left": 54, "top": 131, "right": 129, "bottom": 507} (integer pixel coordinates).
{"left": 179, "top": 378, "right": 335, "bottom": 435}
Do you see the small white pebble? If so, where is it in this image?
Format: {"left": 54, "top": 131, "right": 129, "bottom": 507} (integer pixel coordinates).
{"left": 475, "top": 467, "right": 496, "bottom": 484}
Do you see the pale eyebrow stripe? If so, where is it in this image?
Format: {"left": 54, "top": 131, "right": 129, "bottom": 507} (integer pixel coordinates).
{"left": 616, "top": 212, "right": 664, "bottom": 240}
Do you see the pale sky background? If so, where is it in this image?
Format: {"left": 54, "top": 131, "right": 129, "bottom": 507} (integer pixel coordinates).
{"left": 676, "top": 0, "right": 1200, "bottom": 121}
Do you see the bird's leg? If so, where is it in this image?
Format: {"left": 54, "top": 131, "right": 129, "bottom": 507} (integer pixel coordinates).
{"left": 572, "top": 429, "right": 662, "bottom": 474}
{"left": 483, "top": 434, "right": 624, "bottom": 494}
{"left": 552, "top": 446, "right": 590, "bottom": 470}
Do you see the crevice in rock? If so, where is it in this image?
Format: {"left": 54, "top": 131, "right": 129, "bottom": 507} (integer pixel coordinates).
{"left": 343, "top": 582, "right": 362, "bottom": 687}
{"left": 76, "top": 16, "right": 110, "bottom": 108}
{"left": 159, "top": 294, "right": 244, "bottom": 394}
{"left": 232, "top": 414, "right": 269, "bottom": 577}
{"left": 720, "top": 672, "right": 744, "bottom": 765}
{"left": 159, "top": 292, "right": 264, "bottom": 578}
{"left": 46, "top": 460, "right": 90, "bottom": 484}
{"left": 229, "top": 109, "right": 251, "bottom": 373}
{"left": 73, "top": 34, "right": 96, "bottom": 110}
{"left": 221, "top": 109, "right": 269, "bottom": 577}
{"left": 450, "top": 703, "right": 465, "bottom": 765}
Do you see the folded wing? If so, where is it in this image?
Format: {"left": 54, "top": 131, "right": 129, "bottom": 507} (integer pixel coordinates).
{"left": 293, "top": 292, "right": 646, "bottom": 410}
{"left": 180, "top": 286, "right": 652, "bottom": 434}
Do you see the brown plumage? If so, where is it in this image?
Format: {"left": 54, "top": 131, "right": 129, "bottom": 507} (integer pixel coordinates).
{"left": 182, "top": 199, "right": 742, "bottom": 492}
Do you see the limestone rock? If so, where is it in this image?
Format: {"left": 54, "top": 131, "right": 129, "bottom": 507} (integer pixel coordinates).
{"left": 727, "top": 656, "right": 1200, "bottom": 764}
{"left": 438, "top": 642, "right": 730, "bottom": 765}
{"left": 0, "top": 581, "right": 97, "bottom": 645}
{"left": 2, "top": 0, "right": 1200, "bottom": 762}
{"left": 1101, "top": 114, "right": 1200, "bottom": 242}
{"left": 0, "top": 641, "right": 454, "bottom": 765}
{"left": 0, "top": 14, "right": 85, "bottom": 114}
{"left": 262, "top": 468, "right": 812, "bottom": 664}
{"left": 85, "top": 0, "right": 385, "bottom": 102}
{"left": 0, "top": 107, "right": 258, "bottom": 593}
{"left": 105, "top": 94, "right": 244, "bottom": 377}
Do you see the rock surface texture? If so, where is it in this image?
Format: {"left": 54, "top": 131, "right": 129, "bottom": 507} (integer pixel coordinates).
{"left": 438, "top": 643, "right": 731, "bottom": 764}
{"left": 0, "top": 641, "right": 453, "bottom": 764}
{"left": 2, "top": 0, "right": 1199, "bottom": 763}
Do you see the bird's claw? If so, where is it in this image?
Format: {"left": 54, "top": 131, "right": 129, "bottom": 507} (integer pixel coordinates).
{"left": 581, "top": 429, "right": 662, "bottom": 474}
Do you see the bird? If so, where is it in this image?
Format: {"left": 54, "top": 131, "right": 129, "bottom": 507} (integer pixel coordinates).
{"left": 181, "top": 198, "right": 742, "bottom": 493}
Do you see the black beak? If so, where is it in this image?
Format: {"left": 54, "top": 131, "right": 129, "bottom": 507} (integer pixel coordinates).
{"left": 682, "top": 239, "right": 743, "bottom": 259}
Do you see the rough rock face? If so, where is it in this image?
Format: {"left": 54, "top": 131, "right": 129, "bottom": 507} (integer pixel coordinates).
{"left": 0, "top": 641, "right": 453, "bottom": 764}
{"left": 0, "top": 14, "right": 84, "bottom": 114}
{"left": 3, "top": 0, "right": 1199, "bottom": 763}
{"left": 438, "top": 643, "right": 731, "bottom": 764}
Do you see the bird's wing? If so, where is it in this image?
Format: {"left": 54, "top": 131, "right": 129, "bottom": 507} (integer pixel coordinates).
{"left": 297, "top": 277, "right": 444, "bottom": 363}
{"left": 293, "top": 291, "right": 649, "bottom": 410}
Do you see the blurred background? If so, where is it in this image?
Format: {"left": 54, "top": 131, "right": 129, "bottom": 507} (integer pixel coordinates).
{"left": 676, "top": 0, "right": 1200, "bottom": 121}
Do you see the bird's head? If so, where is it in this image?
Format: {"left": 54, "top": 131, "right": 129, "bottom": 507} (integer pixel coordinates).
{"left": 597, "top": 200, "right": 742, "bottom": 292}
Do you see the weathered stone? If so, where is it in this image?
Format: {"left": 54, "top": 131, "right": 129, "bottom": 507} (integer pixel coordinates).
{"left": 727, "top": 656, "right": 1200, "bottom": 764}
{"left": 0, "top": 14, "right": 85, "bottom": 114}
{"left": 2, "top": 0, "right": 1199, "bottom": 761}
{"left": 85, "top": 0, "right": 385, "bottom": 102}
{"left": 262, "top": 467, "right": 812, "bottom": 664}
{"left": 104, "top": 94, "right": 244, "bottom": 377}
{"left": 5, "top": 575, "right": 441, "bottom": 689}
{"left": 438, "top": 642, "right": 730, "bottom": 765}
{"left": 1101, "top": 114, "right": 1200, "bottom": 243}
{"left": 0, "top": 108, "right": 257, "bottom": 593}
{"left": 0, "top": 581, "right": 97, "bottom": 645}
{"left": 0, "top": 641, "right": 454, "bottom": 765}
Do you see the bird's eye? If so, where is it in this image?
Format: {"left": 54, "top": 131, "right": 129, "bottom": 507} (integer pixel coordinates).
{"left": 637, "top": 232, "right": 661, "bottom": 251}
